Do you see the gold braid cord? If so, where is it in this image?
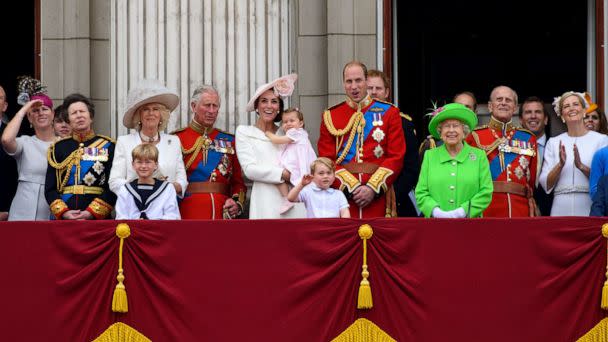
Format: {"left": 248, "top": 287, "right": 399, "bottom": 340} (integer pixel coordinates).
{"left": 182, "top": 136, "right": 212, "bottom": 170}
{"left": 470, "top": 131, "right": 502, "bottom": 156}
{"left": 47, "top": 144, "right": 83, "bottom": 192}
{"left": 331, "top": 318, "right": 396, "bottom": 342}
{"left": 323, "top": 110, "right": 364, "bottom": 165}
{"left": 92, "top": 322, "right": 151, "bottom": 342}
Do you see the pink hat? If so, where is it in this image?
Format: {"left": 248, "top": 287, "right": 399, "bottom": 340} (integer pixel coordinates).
{"left": 31, "top": 94, "right": 53, "bottom": 109}
{"left": 246, "top": 74, "right": 298, "bottom": 112}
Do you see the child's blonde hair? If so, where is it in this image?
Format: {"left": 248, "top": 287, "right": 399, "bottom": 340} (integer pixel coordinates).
{"left": 132, "top": 143, "right": 159, "bottom": 162}
{"left": 283, "top": 107, "right": 305, "bottom": 128}
{"left": 310, "top": 157, "right": 335, "bottom": 174}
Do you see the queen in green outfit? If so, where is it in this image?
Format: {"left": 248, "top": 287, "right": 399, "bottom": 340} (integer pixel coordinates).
{"left": 415, "top": 103, "right": 493, "bottom": 218}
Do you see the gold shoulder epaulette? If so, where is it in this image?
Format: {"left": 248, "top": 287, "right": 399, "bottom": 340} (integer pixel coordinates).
{"left": 473, "top": 125, "right": 488, "bottom": 131}
{"left": 399, "top": 112, "right": 413, "bottom": 121}
{"left": 217, "top": 129, "right": 235, "bottom": 137}
{"left": 374, "top": 99, "right": 395, "bottom": 106}
{"left": 515, "top": 127, "right": 535, "bottom": 136}
{"left": 171, "top": 126, "right": 187, "bottom": 135}
{"left": 97, "top": 134, "right": 116, "bottom": 144}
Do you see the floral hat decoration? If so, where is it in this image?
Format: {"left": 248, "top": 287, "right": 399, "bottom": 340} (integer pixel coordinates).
{"left": 17, "top": 75, "right": 53, "bottom": 109}
{"left": 552, "top": 91, "right": 589, "bottom": 117}
{"left": 584, "top": 92, "right": 599, "bottom": 114}
{"left": 427, "top": 102, "right": 477, "bottom": 140}
{"left": 246, "top": 73, "right": 298, "bottom": 112}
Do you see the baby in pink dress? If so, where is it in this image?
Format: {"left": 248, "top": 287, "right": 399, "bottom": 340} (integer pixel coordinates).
{"left": 265, "top": 108, "right": 317, "bottom": 213}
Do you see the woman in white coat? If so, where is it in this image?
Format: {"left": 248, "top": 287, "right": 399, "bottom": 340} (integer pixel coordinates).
{"left": 109, "top": 80, "right": 188, "bottom": 197}
{"left": 236, "top": 74, "right": 306, "bottom": 219}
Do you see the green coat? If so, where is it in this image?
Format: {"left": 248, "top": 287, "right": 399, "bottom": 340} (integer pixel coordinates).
{"left": 415, "top": 142, "right": 493, "bottom": 218}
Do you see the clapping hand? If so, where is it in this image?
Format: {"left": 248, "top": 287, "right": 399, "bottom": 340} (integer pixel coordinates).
{"left": 559, "top": 140, "right": 567, "bottom": 167}
{"left": 573, "top": 143, "right": 590, "bottom": 175}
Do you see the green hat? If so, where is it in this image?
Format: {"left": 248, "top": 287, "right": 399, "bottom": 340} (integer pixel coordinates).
{"left": 427, "top": 103, "right": 478, "bottom": 139}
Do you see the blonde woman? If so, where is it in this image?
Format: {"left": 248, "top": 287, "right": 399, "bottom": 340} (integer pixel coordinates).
{"left": 109, "top": 80, "right": 187, "bottom": 198}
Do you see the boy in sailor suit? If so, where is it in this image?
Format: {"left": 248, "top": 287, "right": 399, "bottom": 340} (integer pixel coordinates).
{"left": 115, "top": 144, "right": 180, "bottom": 220}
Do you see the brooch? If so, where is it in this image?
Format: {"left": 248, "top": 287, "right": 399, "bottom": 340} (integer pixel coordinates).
{"left": 372, "top": 128, "right": 385, "bottom": 143}
{"left": 374, "top": 145, "right": 384, "bottom": 158}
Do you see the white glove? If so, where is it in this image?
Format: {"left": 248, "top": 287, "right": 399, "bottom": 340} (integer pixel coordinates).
{"left": 432, "top": 207, "right": 450, "bottom": 218}
{"left": 432, "top": 207, "right": 466, "bottom": 218}
{"left": 445, "top": 207, "right": 466, "bottom": 218}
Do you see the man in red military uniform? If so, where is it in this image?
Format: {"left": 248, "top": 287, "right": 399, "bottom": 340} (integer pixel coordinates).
{"left": 174, "top": 85, "right": 246, "bottom": 219}
{"left": 318, "top": 61, "right": 406, "bottom": 218}
{"left": 465, "top": 85, "right": 538, "bottom": 217}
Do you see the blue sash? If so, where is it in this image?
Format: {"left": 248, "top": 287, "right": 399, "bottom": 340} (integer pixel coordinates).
{"left": 339, "top": 102, "right": 390, "bottom": 164}
{"left": 488, "top": 130, "right": 532, "bottom": 180}
{"left": 189, "top": 132, "right": 233, "bottom": 182}
{"left": 61, "top": 139, "right": 112, "bottom": 202}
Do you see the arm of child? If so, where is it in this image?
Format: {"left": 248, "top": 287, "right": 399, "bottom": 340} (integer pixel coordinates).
{"left": 265, "top": 131, "right": 294, "bottom": 145}
{"left": 339, "top": 207, "right": 351, "bottom": 218}
{"left": 287, "top": 174, "right": 313, "bottom": 202}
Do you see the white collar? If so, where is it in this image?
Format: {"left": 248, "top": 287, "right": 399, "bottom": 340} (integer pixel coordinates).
{"left": 311, "top": 183, "right": 334, "bottom": 193}
{"left": 537, "top": 134, "right": 546, "bottom": 146}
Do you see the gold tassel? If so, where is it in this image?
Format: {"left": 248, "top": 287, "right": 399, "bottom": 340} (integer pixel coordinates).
{"left": 601, "top": 224, "right": 608, "bottom": 310}
{"left": 112, "top": 223, "right": 131, "bottom": 313}
{"left": 357, "top": 224, "right": 374, "bottom": 309}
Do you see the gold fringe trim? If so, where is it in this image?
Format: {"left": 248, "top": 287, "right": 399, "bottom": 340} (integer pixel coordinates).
{"left": 331, "top": 318, "right": 396, "bottom": 342}
{"left": 92, "top": 322, "right": 151, "bottom": 342}
{"left": 576, "top": 318, "right": 608, "bottom": 342}
{"left": 357, "top": 224, "right": 373, "bottom": 309}
{"left": 602, "top": 224, "right": 608, "bottom": 310}
{"left": 112, "top": 223, "right": 131, "bottom": 313}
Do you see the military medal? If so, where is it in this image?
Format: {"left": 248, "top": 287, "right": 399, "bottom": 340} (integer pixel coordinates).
{"left": 83, "top": 172, "right": 96, "bottom": 186}
{"left": 374, "top": 145, "right": 384, "bottom": 158}
{"left": 92, "top": 161, "right": 104, "bottom": 174}
{"left": 372, "top": 128, "right": 385, "bottom": 142}
{"left": 372, "top": 113, "right": 383, "bottom": 127}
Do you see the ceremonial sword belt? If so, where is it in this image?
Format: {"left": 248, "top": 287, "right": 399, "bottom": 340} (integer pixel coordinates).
{"left": 186, "top": 181, "right": 231, "bottom": 196}
{"left": 342, "top": 162, "right": 379, "bottom": 175}
{"left": 492, "top": 181, "right": 532, "bottom": 198}
{"left": 62, "top": 185, "right": 104, "bottom": 195}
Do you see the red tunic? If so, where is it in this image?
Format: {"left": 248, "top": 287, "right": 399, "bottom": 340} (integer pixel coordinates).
{"left": 174, "top": 122, "right": 246, "bottom": 219}
{"left": 465, "top": 117, "right": 538, "bottom": 217}
{"left": 318, "top": 96, "right": 406, "bottom": 218}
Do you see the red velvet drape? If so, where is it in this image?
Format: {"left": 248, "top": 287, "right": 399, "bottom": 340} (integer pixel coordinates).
{"left": 0, "top": 217, "right": 605, "bottom": 341}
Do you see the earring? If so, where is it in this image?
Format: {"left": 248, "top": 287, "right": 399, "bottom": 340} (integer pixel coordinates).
{"left": 159, "top": 119, "right": 163, "bottom": 126}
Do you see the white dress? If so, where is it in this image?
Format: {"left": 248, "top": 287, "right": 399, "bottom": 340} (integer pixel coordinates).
{"left": 109, "top": 132, "right": 188, "bottom": 197}
{"left": 539, "top": 130, "right": 608, "bottom": 216}
{"left": 115, "top": 180, "right": 181, "bottom": 220}
{"left": 6, "top": 135, "right": 53, "bottom": 220}
{"left": 235, "top": 125, "right": 306, "bottom": 219}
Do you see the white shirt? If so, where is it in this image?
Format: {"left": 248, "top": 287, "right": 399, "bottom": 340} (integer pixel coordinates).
{"left": 109, "top": 132, "right": 188, "bottom": 197}
{"left": 298, "top": 183, "right": 349, "bottom": 218}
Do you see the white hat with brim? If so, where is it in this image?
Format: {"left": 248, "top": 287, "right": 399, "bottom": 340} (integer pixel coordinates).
{"left": 123, "top": 80, "right": 180, "bottom": 129}
{"left": 246, "top": 73, "right": 298, "bottom": 112}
